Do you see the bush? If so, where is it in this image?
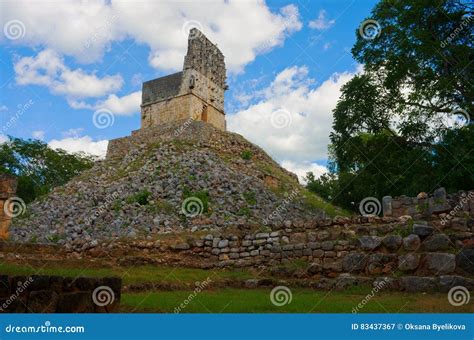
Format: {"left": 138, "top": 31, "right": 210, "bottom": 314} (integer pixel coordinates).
{"left": 126, "top": 190, "right": 152, "bottom": 205}
{"left": 240, "top": 150, "right": 253, "bottom": 160}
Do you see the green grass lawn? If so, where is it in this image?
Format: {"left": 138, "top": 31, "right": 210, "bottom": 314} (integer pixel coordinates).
{"left": 121, "top": 288, "right": 473, "bottom": 313}
{"left": 2, "top": 262, "right": 472, "bottom": 313}
{"left": 0, "top": 262, "right": 255, "bottom": 285}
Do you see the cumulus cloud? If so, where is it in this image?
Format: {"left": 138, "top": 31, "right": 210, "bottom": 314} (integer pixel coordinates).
{"left": 14, "top": 49, "right": 123, "bottom": 99}
{"left": 309, "top": 10, "right": 335, "bottom": 30}
{"left": 228, "top": 65, "right": 359, "bottom": 180}
{"left": 68, "top": 90, "right": 141, "bottom": 116}
{"left": 281, "top": 160, "right": 328, "bottom": 184}
{"left": 49, "top": 135, "right": 108, "bottom": 158}
{"left": 2, "top": 0, "right": 302, "bottom": 72}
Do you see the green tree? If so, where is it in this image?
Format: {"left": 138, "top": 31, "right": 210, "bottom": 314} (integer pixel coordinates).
{"left": 0, "top": 137, "right": 96, "bottom": 203}
{"left": 315, "top": 0, "right": 473, "bottom": 209}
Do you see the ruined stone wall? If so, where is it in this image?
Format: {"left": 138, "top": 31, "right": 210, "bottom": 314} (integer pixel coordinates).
{"left": 382, "top": 188, "right": 474, "bottom": 219}
{"left": 0, "top": 275, "right": 121, "bottom": 313}
{"left": 0, "top": 175, "right": 18, "bottom": 240}
{"left": 183, "top": 28, "right": 226, "bottom": 90}
{"left": 141, "top": 95, "right": 192, "bottom": 128}
{"left": 141, "top": 92, "right": 225, "bottom": 131}
{"left": 161, "top": 215, "right": 473, "bottom": 292}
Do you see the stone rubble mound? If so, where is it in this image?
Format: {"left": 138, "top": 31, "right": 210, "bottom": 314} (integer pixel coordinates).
{"left": 11, "top": 121, "right": 333, "bottom": 249}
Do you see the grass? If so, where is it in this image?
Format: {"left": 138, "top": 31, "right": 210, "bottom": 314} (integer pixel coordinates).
{"left": 0, "top": 262, "right": 255, "bottom": 285}
{"left": 1, "top": 262, "right": 471, "bottom": 313}
{"left": 120, "top": 288, "right": 473, "bottom": 313}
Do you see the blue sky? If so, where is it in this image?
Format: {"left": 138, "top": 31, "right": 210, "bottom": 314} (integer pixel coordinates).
{"left": 0, "top": 0, "right": 378, "bottom": 181}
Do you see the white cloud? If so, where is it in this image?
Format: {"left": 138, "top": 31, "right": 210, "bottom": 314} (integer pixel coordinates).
{"left": 2, "top": 0, "right": 302, "bottom": 73}
{"left": 0, "top": 105, "right": 8, "bottom": 112}
{"left": 309, "top": 10, "right": 335, "bottom": 30}
{"left": 0, "top": 135, "right": 8, "bottom": 144}
{"left": 32, "top": 130, "right": 45, "bottom": 140}
{"left": 281, "top": 160, "right": 328, "bottom": 184}
{"left": 49, "top": 135, "right": 108, "bottom": 158}
{"left": 14, "top": 49, "right": 123, "bottom": 99}
{"left": 68, "top": 91, "right": 141, "bottom": 116}
{"left": 228, "top": 65, "right": 359, "bottom": 179}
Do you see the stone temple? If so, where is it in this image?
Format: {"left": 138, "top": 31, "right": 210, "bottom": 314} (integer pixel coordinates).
{"left": 140, "top": 28, "right": 227, "bottom": 131}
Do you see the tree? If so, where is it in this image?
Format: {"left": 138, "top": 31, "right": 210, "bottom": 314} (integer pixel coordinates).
{"left": 0, "top": 137, "right": 96, "bottom": 203}
{"left": 310, "top": 0, "right": 473, "bottom": 209}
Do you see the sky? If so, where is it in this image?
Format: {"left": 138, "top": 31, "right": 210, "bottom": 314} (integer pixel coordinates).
{"left": 0, "top": 0, "right": 378, "bottom": 182}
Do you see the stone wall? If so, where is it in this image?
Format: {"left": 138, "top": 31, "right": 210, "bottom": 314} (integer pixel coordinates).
{"left": 141, "top": 93, "right": 225, "bottom": 131}
{"left": 382, "top": 188, "right": 474, "bottom": 219}
{"left": 0, "top": 275, "right": 121, "bottom": 313}
{"left": 165, "top": 215, "right": 473, "bottom": 292}
{"left": 0, "top": 174, "right": 18, "bottom": 240}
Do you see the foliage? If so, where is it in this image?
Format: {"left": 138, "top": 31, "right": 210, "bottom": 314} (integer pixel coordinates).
{"left": 126, "top": 190, "right": 152, "bottom": 205}
{"left": 0, "top": 136, "right": 96, "bottom": 203}
{"left": 240, "top": 150, "right": 253, "bottom": 160}
{"left": 314, "top": 0, "right": 474, "bottom": 210}
{"left": 183, "top": 187, "right": 209, "bottom": 214}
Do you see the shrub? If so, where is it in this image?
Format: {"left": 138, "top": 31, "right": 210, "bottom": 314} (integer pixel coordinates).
{"left": 240, "top": 150, "right": 253, "bottom": 160}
